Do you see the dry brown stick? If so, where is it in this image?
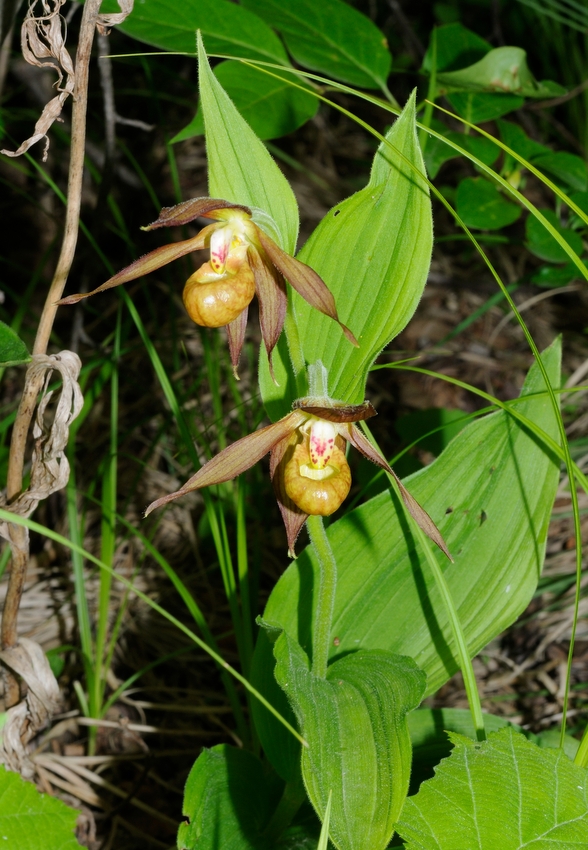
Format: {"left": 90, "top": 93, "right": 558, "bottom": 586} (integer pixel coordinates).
{"left": 2, "top": 0, "right": 104, "bottom": 705}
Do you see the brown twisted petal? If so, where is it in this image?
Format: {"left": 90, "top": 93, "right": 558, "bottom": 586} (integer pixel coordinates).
{"left": 145, "top": 410, "right": 307, "bottom": 516}
{"left": 293, "top": 399, "right": 376, "bottom": 423}
{"left": 255, "top": 227, "right": 359, "bottom": 348}
{"left": 182, "top": 259, "right": 255, "bottom": 328}
{"left": 142, "top": 198, "right": 252, "bottom": 230}
{"left": 226, "top": 305, "right": 249, "bottom": 380}
{"left": 343, "top": 424, "right": 452, "bottom": 560}
{"left": 270, "top": 432, "right": 309, "bottom": 558}
{"left": 57, "top": 227, "right": 216, "bottom": 306}
{"left": 247, "top": 244, "right": 287, "bottom": 383}
{"left": 284, "top": 442, "right": 351, "bottom": 516}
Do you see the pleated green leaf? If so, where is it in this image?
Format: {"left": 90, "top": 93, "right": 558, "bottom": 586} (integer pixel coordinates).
{"left": 260, "top": 90, "right": 432, "bottom": 416}
{"left": 272, "top": 631, "right": 425, "bottom": 850}
{"left": 251, "top": 339, "right": 560, "bottom": 781}
{"left": 397, "top": 727, "right": 588, "bottom": 849}
{"left": 198, "top": 34, "right": 299, "bottom": 252}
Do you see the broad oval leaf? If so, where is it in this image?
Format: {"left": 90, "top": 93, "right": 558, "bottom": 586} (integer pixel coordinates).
{"left": 240, "top": 0, "right": 391, "bottom": 91}
{"left": 0, "top": 321, "right": 31, "bottom": 366}
{"left": 173, "top": 61, "right": 318, "bottom": 143}
{"left": 272, "top": 631, "right": 425, "bottom": 850}
{"left": 447, "top": 91, "right": 524, "bottom": 124}
{"left": 260, "top": 90, "right": 432, "bottom": 417}
{"left": 105, "top": 0, "right": 290, "bottom": 64}
{"left": 456, "top": 177, "right": 521, "bottom": 230}
{"left": 0, "top": 765, "right": 82, "bottom": 849}
{"left": 198, "top": 35, "right": 299, "bottom": 253}
{"left": 397, "top": 727, "right": 588, "bottom": 849}
{"left": 251, "top": 339, "right": 561, "bottom": 781}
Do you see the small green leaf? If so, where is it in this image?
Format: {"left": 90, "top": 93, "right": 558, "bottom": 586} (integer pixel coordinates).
{"left": 397, "top": 727, "right": 588, "bottom": 849}
{"left": 240, "top": 0, "right": 391, "bottom": 90}
{"left": 251, "top": 341, "right": 561, "bottom": 784}
{"left": 0, "top": 765, "right": 83, "bottom": 849}
{"left": 456, "top": 177, "right": 521, "bottom": 230}
{"left": 422, "top": 22, "right": 491, "bottom": 73}
{"left": 526, "top": 208, "right": 584, "bottom": 263}
{"left": 173, "top": 61, "right": 318, "bottom": 143}
{"left": 260, "top": 90, "right": 432, "bottom": 416}
{"left": 437, "top": 46, "right": 556, "bottom": 97}
{"left": 424, "top": 124, "right": 499, "bottom": 179}
{"left": 531, "top": 151, "right": 588, "bottom": 192}
{"left": 0, "top": 321, "right": 31, "bottom": 366}
{"left": 497, "top": 119, "right": 550, "bottom": 161}
{"left": 197, "top": 34, "right": 299, "bottom": 253}
{"left": 447, "top": 92, "right": 524, "bottom": 123}
{"left": 273, "top": 631, "right": 425, "bottom": 850}
{"left": 531, "top": 262, "right": 579, "bottom": 287}
{"left": 105, "top": 0, "right": 289, "bottom": 64}
{"left": 177, "top": 745, "right": 281, "bottom": 850}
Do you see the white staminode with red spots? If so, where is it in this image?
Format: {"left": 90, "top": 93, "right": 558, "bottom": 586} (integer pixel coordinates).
{"left": 297, "top": 417, "right": 339, "bottom": 481}
{"left": 209, "top": 212, "right": 251, "bottom": 274}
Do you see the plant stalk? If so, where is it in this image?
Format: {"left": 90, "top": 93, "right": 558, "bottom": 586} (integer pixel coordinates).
{"left": 307, "top": 515, "right": 337, "bottom": 680}
{"left": 1, "top": 0, "right": 103, "bottom": 706}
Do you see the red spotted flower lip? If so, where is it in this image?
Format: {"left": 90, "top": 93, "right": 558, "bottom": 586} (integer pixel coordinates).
{"left": 57, "top": 198, "right": 358, "bottom": 378}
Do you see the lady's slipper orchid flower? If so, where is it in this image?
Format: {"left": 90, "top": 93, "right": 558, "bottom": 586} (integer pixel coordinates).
{"left": 57, "top": 198, "right": 357, "bottom": 378}
{"left": 144, "top": 396, "right": 450, "bottom": 560}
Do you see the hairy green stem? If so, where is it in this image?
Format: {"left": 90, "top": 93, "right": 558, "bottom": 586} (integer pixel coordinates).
{"left": 307, "top": 515, "right": 337, "bottom": 680}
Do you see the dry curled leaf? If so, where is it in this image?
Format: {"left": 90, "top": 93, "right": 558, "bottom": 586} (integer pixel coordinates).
{"left": 1, "top": 0, "right": 134, "bottom": 159}
{"left": 0, "top": 638, "right": 62, "bottom": 778}
{"left": 0, "top": 350, "right": 83, "bottom": 535}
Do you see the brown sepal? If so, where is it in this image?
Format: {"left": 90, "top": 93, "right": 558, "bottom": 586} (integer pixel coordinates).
{"left": 345, "top": 424, "right": 452, "bottom": 561}
{"left": 255, "top": 228, "right": 359, "bottom": 348}
{"left": 57, "top": 229, "right": 213, "bottom": 306}
{"left": 142, "top": 198, "right": 252, "bottom": 230}
{"left": 145, "top": 410, "right": 306, "bottom": 516}
{"left": 293, "top": 398, "right": 376, "bottom": 423}
{"left": 248, "top": 245, "right": 287, "bottom": 383}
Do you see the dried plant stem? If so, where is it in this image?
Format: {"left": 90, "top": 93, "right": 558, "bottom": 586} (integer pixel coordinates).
{"left": 2, "top": 0, "right": 104, "bottom": 703}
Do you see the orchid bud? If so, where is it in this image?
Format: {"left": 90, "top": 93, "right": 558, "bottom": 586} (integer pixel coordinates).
{"left": 183, "top": 248, "right": 255, "bottom": 328}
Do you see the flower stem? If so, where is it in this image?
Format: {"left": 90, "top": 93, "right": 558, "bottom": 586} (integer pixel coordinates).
{"left": 307, "top": 515, "right": 337, "bottom": 679}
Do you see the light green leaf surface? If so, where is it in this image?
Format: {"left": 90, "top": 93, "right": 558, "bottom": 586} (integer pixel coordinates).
{"left": 260, "top": 91, "right": 432, "bottom": 417}
{"left": 0, "top": 765, "right": 82, "bottom": 849}
{"left": 173, "top": 61, "right": 317, "bottom": 143}
{"left": 177, "top": 745, "right": 280, "bottom": 850}
{"left": 437, "top": 46, "right": 556, "bottom": 97}
{"left": 397, "top": 727, "right": 588, "bottom": 849}
{"left": 456, "top": 177, "right": 521, "bottom": 230}
{"left": 272, "top": 631, "right": 425, "bottom": 850}
{"left": 0, "top": 321, "right": 31, "bottom": 366}
{"left": 104, "top": 0, "right": 289, "bottom": 64}
{"left": 240, "top": 0, "right": 391, "bottom": 90}
{"left": 198, "top": 35, "right": 299, "bottom": 252}
{"left": 526, "top": 209, "right": 583, "bottom": 263}
{"left": 251, "top": 340, "right": 560, "bottom": 781}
